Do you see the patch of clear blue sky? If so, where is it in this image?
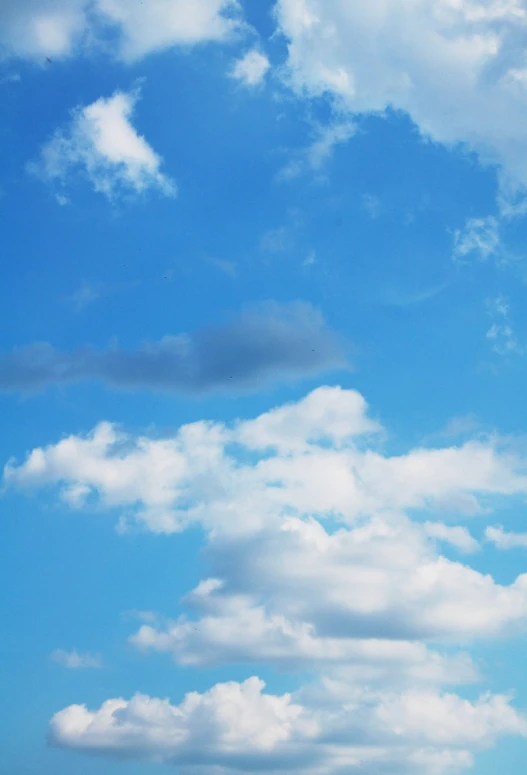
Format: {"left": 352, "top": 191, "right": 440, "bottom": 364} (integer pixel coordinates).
{"left": 2, "top": 3, "right": 527, "bottom": 774}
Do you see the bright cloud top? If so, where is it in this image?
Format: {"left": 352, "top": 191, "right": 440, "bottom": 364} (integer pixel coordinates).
{"left": 5, "top": 386, "right": 527, "bottom": 534}
{"left": 49, "top": 676, "right": 527, "bottom": 774}
{"left": 0, "top": 0, "right": 241, "bottom": 62}
{"left": 275, "top": 0, "right": 527, "bottom": 193}
{"left": 29, "top": 88, "right": 175, "bottom": 200}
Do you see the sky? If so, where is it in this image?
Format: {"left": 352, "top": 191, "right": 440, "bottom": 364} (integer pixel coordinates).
{"left": 2, "top": 1, "right": 527, "bottom": 774}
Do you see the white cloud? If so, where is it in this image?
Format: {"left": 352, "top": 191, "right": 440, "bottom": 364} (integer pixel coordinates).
{"left": 5, "top": 386, "right": 527, "bottom": 536}
{"left": 279, "top": 118, "right": 355, "bottom": 180}
{"left": 51, "top": 649, "right": 101, "bottom": 669}
{"left": 486, "top": 295, "right": 523, "bottom": 356}
{"left": 7, "top": 386, "right": 527, "bottom": 773}
{"left": 131, "top": 514, "right": 527, "bottom": 665}
{"left": 95, "top": 0, "right": 242, "bottom": 63}
{"left": 0, "top": 0, "right": 241, "bottom": 62}
{"left": 274, "top": 0, "right": 527, "bottom": 193}
{"left": 486, "top": 525, "right": 527, "bottom": 550}
{"left": 29, "top": 88, "right": 176, "bottom": 200}
{"left": 453, "top": 217, "right": 501, "bottom": 262}
{"left": 49, "top": 676, "right": 527, "bottom": 774}
{"left": 230, "top": 49, "right": 270, "bottom": 86}
{"left": 0, "top": 0, "right": 87, "bottom": 60}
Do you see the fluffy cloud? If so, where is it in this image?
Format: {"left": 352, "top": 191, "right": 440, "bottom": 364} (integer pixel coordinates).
{"left": 486, "top": 525, "right": 527, "bottom": 549}
{"left": 274, "top": 0, "right": 527, "bottom": 192}
{"left": 230, "top": 49, "right": 271, "bottom": 86}
{"left": 8, "top": 386, "right": 527, "bottom": 772}
{"left": 51, "top": 649, "right": 101, "bottom": 669}
{"left": 29, "top": 89, "right": 175, "bottom": 200}
{"left": 0, "top": 0, "right": 241, "bottom": 62}
{"left": 6, "top": 387, "right": 527, "bottom": 652}
{"left": 49, "top": 676, "right": 527, "bottom": 774}
{"left": 5, "top": 386, "right": 527, "bottom": 533}
{"left": 0, "top": 302, "right": 345, "bottom": 396}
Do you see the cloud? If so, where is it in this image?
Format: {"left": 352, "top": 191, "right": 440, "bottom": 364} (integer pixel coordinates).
{"left": 0, "top": 0, "right": 87, "bottom": 60}
{"left": 230, "top": 49, "right": 270, "bottom": 86}
{"left": 0, "top": 302, "right": 345, "bottom": 396}
{"left": 274, "top": 0, "right": 527, "bottom": 194}
{"left": 5, "top": 387, "right": 527, "bottom": 537}
{"left": 29, "top": 88, "right": 176, "bottom": 200}
{"left": 66, "top": 281, "right": 103, "bottom": 312}
{"left": 8, "top": 386, "right": 527, "bottom": 772}
{"left": 6, "top": 387, "right": 527, "bottom": 652}
{"left": 279, "top": 118, "right": 355, "bottom": 180}
{"left": 486, "top": 525, "right": 527, "bottom": 550}
{"left": 453, "top": 217, "right": 501, "bottom": 263}
{"left": 486, "top": 295, "right": 523, "bottom": 357}
{"left": 51, "top": 649, "right": 101, "bottom": 669}
{"left": 0, "top": 0, "right": 241, "bottom": 62}
{"left": 49, "top": 677, "right": 527, "bottom": 774}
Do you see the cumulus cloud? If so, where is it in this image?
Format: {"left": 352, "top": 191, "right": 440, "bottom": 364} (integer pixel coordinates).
{"left": 0, "top": 302, "right": 345, "bottom": 396}
{"left": 29, "top": 88, "right": 176, "bottom": 200}
{"left": 5, "top": 387, "right": 527, "bottom": 536}
{"left": 49, "top": 677, "right": 527, "bottom": 774}
{"left": 0, "top": 0, "right": 241, "bottom": 62}
{"left": 7, "top": 387, "right": 527, "bottom": 772}
{"left": 230, "top": 49, "right": 270, "bottom": 86}
{"left": 51, "top": 649, "right": 101, "bottom": 669}
{"left": 274, "top": 0, "right": 527, "bottom": 194}
{"left": 486, "top": 525, "right": 527, "bottom": 550}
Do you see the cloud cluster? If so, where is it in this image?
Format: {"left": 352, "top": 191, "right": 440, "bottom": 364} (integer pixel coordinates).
{"left": 275, "top": 0, "right": 527, "bottom": 193}
{"left": 29, "top": 89, "right": 175, "bottom": 199}
{"left": 8, "top": 387, "right": 527, "bottom": 773}
{"left": 0, "top": 302, "right": 345, "bottom": 395}
{"left": 0, "top": 0, "right": 241, "bottom": 62}
{"left": 49, "top": 677, "right": 527, "bottom": 774}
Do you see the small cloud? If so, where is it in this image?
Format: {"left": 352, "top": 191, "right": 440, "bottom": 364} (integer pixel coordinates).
{"left": 0, "top": 72, "right": 21, "bottom": 86}
{"left": 55, "top": 193, "right": 70, "bottom": 206}
{"left": 230, "top": 49, "right": 270, "bottom": 87}
{"left": 259, "top": 226, "right": 289, "bottom": 254}
{"left": 279, "top": 118, "right": 355, "bottom": 181}
{"left": 453, "top": 216, "right": 500, "bottom": 263}
{"left": 207, "top": 257, "right": 238, "bottom": 279}
{"left": 485, "top": 525, "right": 527, "bottom": 550}
{"left": 486, "top": 295, "right": 523, "bottom": 357}
{"left": 303, "top": 249, "right": 317, "bottom": 267}
{"left": 51, "top": 649, "right": 101, "bottom": 669}
{"left": 380, "top": 283, "right": 447, "bottom": 308}
{"left": 66, "top": 281, "right": 103, "bottom": 312}
{"left": 362, "top": 193, "right": 382, "bottom": 219}
{"left": 439, "top": 415, "right": 480, "bottom": 439}
{"left": 28, "top": 88, "right": 176, "bottom": 201}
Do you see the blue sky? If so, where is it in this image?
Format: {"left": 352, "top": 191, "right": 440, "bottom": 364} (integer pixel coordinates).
{"left": 2, "top": 1, "right": 527, "bottom": 774}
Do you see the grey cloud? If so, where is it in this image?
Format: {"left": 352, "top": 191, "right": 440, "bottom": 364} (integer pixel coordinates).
{"left": 0, "top": 302, "right": 347, "bottom": 395}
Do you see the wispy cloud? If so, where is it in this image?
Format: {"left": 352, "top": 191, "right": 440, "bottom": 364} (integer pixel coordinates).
{"left": 486, "top": 296, "right": 523, "bottom": 357}
{"left": 51, "top": 649, "right": 101, "bottom": 669}
{"left": 453, "top": 217, "right": 500, "bottom": 263}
